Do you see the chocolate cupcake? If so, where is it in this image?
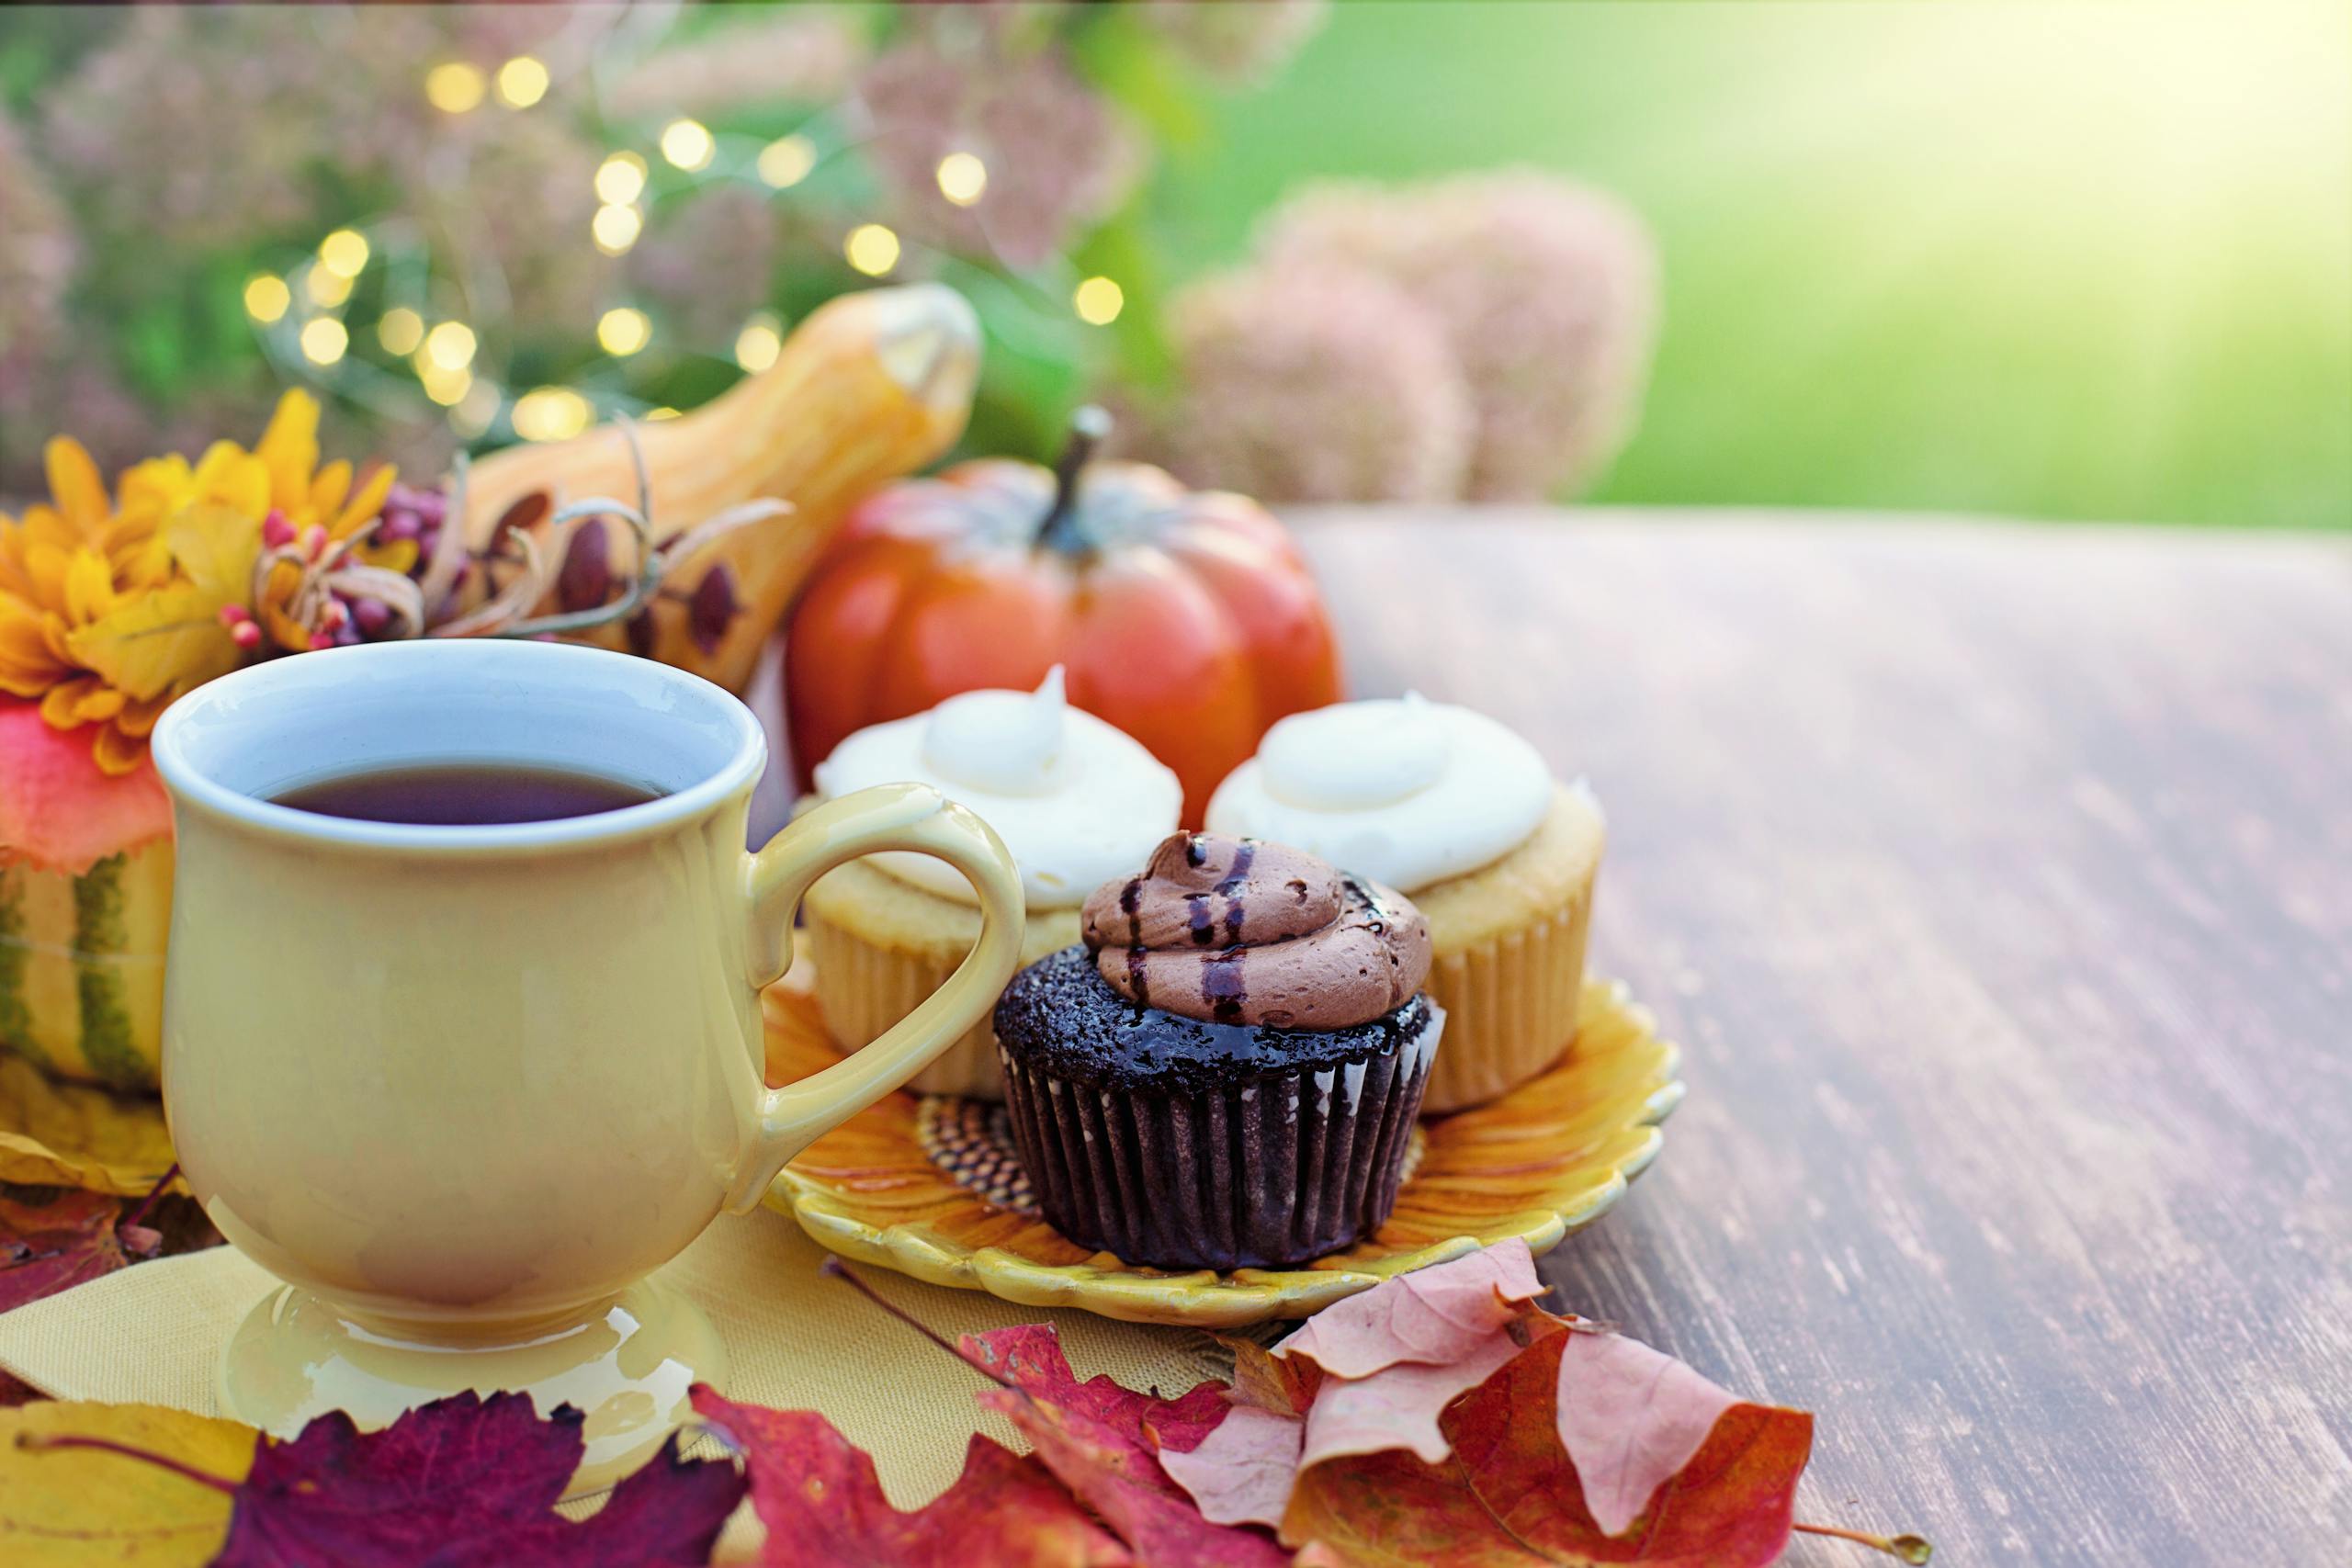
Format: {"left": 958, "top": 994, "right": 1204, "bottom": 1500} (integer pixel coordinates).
{"left": 993, "top": 832, "right": 1442, "bottom": 1270}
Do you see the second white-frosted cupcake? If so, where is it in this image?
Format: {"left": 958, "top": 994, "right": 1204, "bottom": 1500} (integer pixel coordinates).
{"left": 801, "top": 669, "right": 1182, "bottom": 1098}
{"left": 1206, "top": 694, "right": 1603, "bottom": 1111}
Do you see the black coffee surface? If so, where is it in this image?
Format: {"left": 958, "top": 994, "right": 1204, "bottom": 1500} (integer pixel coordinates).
{"left": 271, "top": 762, "right": 662, "bottom": 826}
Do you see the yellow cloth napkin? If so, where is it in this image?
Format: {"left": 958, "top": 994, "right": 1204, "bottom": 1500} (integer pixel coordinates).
{"left": 0, "top": 1205, "right": 1227, "bottom": 1514}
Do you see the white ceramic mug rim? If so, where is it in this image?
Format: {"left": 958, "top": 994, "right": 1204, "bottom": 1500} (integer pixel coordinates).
{"left": 150, "top": 639, "right": 766, "bottom": 852}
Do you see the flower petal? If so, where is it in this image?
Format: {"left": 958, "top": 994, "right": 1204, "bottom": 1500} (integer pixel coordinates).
{"left": 62, "top": 549, "right": 119, "bottom": 626}
{"left": 334, "top": 462, "right": 398, "bottom": 538}
{"left": 24, "top": 540, "right": 71, "bottom": 607}
{"left": 0, "top": 602, "right": 72, "bottom": 695}
{"left": 91, "top": 719, "right": 151, "bottom": 776}
{"left": 114, "top": 692, "right": 174, "bottom": 739}
{"left": 255, "top": 390, "right": 322, "bottom": 510}
{"left": 40, "top": 675, "right": 112, "bottom": 729}
{"left": 116, "top": 454, "right": 194, "bottom": 528}
{"left": 310, "top": 458, "right": 353, "bottom": 522}
{"left": 356, "top": 537, "right": 420, "bottom": 575}
{"left": 42, "top": 437, "right": 110, "bottom": 535}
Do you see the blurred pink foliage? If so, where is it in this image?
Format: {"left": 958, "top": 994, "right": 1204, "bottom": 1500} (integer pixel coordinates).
{"left": 858, "top": 15, "right": 1140, "bottom": 269}
{"left": 0, "top": 0, "right": 1346, "bottom": 499}
{"left": 1146, "top": 172, "right": 1659, "bottom": 503}
{"left": 628, "top": 186, "right": 784, "bottom": 345}
{"left": 606, "top": 9, "right": 866, "bottom": 119}
{"left": 14, "top": 6, "right": 627, "bottom": 483}
{"left": 1153, "top": 265, "right": 1475, "bottom": 504}
{"left": 0, "top": 108, "right": 74, "bottom": 376}
{"left": 1138, "top": 0, "right": 1331, "bottom": 86}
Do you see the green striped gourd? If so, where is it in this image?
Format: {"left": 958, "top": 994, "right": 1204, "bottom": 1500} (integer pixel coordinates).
{"left": 0, "top": 839, "right": 173, "bottom": 1093}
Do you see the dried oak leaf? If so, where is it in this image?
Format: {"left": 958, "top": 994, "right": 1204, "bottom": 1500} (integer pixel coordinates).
{"left": 1221, "top": 1334, "right": 1322, "bottom": 1419}
{"left": 1284, "top": 1333, "right": 1812, "bottom": 1567}
{"left": 1161, "top": 1240, "right": 1815, "bottom": 1565}
{"left": 690, "top": 1385, "right": 1131, "bottom": 1567}
{"left": 1155, "top": 1403, "right": 1304, "bottom": 1531}
{"left": 0, "top": 1183, "right": 160, "bottom": 1314}
{"left": 1273, "top": 1241, "right": 1546, "bottom": 1378}
{"left": 959, "top": 1325, "right": 1290, "bottom": 1568}
{"left": 214, "top": 1391, "right": 743, "bottom": 1567}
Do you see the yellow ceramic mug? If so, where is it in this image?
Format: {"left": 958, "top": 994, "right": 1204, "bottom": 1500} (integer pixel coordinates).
{"left": 150, "top": 638, "right": 1023, "bottom": 1487}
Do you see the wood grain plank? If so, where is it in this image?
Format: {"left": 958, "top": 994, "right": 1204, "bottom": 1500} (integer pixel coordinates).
{"left": 1290, "top": 511, "right": 2352, "bottom": 1565}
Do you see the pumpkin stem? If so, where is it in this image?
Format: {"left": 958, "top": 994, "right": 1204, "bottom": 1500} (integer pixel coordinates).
{"left": 1037, "top": 405, "right": 1111, "bottom": 554}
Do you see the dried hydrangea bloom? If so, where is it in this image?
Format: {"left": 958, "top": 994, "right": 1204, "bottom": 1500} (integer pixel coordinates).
{"left": 0, "top": 109, "right": 73, "bottom": 371}
{"left": 429, "top": 110, "right": 617, "bottom": 337}
{"left": 445, "top": 5, "right": 621, "bottom": 66}
{"left": 629, "top": 187, "right": 783, "bottom": 346}
{"left": 41, "top": 9, "right": 325, "bottom": 249}
{"left": 857, "top": 25, "right": 1139, "bottom": 269}
{"left": 607, "top": 11, "right": 866, "bottom": 119}
{"left": 1157, "top": 264, "right": 1474, "bottom": 504}
{"left": 41, "top": 7, "right": 607, "bottom": 302}
{"left": 0, "top": 359, "right": 186, "bottom": 503}
{"left": 1137, "top": 0, "right": 1329, "bottom": 86}
{"left": 1263, "top": 172, "right": 1660, "bottom": 501}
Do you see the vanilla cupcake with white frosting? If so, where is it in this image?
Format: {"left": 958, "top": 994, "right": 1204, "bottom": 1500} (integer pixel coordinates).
{"left": 1206, "top": 695, "right": 1602, "bottom": 1111}
{"left": 802, "top": 669, "right": 1182, "bottom": 1098}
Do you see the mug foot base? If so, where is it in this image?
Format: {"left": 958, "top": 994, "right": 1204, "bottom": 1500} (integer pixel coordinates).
{"left": 219, "top": 1278, "right": 728, "bottom": 1498}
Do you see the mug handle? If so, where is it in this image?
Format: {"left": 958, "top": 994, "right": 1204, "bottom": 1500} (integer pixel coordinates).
{"left": 722, "top": 781, "right": 1024, "bottom": 1213}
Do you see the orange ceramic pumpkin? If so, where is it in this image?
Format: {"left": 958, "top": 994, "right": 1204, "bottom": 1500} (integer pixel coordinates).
{"left": 784, "top": 410, "right": 1342, "bottom": 823}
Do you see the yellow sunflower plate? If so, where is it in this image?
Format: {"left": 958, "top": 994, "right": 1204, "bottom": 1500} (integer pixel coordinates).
{"left": 763, "top": 976, "right": 1683, "bottom": 1328}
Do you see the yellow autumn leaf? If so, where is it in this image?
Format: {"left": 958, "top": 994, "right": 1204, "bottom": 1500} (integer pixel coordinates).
{"left": 0, "top": 1402, "right": 256, "bottom": 1566}
{"left": 163, "top": 504, "right": 262, "bottom": 610}
{"left": 62, "top": 584, "right": 239, "bottom": 705}
{"left": 0, "top": 1055, "right": 177, "bottom": 1197}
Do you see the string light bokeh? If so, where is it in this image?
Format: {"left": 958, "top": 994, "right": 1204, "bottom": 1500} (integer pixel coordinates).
{"left": 238, "top": 40, "right": 1131, "bottom": 451}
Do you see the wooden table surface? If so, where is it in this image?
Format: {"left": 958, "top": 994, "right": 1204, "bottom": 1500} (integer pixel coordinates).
{"left": 1282, "top": 511, "right": 2352, "bottom": 1565}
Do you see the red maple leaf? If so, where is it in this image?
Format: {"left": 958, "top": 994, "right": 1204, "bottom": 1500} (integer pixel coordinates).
{"left": 813, "top": 1259, "right": 1288, "bottom": 1568}
{"left": 960, "top": 1325, "right": 1231, "bottom": 1453}
{"left": 692, "top": 1385, "right": 1132, "bottom": 1566}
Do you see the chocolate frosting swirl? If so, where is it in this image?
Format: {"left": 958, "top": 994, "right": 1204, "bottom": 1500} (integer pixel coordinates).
{"left": 1080, "top": 832, "right": 1431, "bottom": 1029}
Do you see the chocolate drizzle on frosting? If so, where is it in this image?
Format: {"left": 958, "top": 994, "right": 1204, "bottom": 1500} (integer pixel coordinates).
{"left": 1080, "top": 832, "right": 1431, "bottom": 1030}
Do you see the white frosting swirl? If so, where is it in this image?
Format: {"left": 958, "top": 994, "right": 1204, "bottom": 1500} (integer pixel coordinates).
{"left": 1204, "top": 695, "right": 1554, "bottom": 892}
{"left": 813, "top": 668, "right": 1182, "bottom": 909}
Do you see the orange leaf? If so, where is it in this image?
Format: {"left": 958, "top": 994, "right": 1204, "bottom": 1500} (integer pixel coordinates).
{"left": 1156, "top": 1242, "right": 1818, "bottom": 1565}
{"left": 1270, "top": 1335, "right": 1813, "bottom": 1566}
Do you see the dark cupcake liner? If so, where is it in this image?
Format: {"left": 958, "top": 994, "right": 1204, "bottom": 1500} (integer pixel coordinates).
{"left": 998, "top": 1009, "right": 1441, "bottom": 1271}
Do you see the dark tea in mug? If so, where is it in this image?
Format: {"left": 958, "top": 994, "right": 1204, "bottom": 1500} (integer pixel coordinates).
{"left": 271, "top": 762, "right": 663, "bottom": 826}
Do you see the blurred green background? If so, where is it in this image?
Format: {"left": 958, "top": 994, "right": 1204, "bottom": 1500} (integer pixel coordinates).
{"left": 3, "top": 2, "right": 2346, "bottom": 530}
{"left": 1166, "top": 2, "right": 2351, "bottom": 528}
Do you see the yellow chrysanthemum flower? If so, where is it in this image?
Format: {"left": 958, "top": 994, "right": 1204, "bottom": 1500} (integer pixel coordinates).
{"left": 0, "top": 391, "right": 396, "bottom": 773}
{"left": 117, "top": 391, "right": 406, "bottom": 570}
{"left": 0, "top": 436, "right": 164, "bottom": 603}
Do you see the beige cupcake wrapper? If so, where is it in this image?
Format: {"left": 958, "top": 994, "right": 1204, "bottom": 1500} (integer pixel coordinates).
{"left": 1419, "top": 875, "right": 1595, "bottom": 1113}
{"left": 802, "top": 910, "right": 1013, "bottom": 1100}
